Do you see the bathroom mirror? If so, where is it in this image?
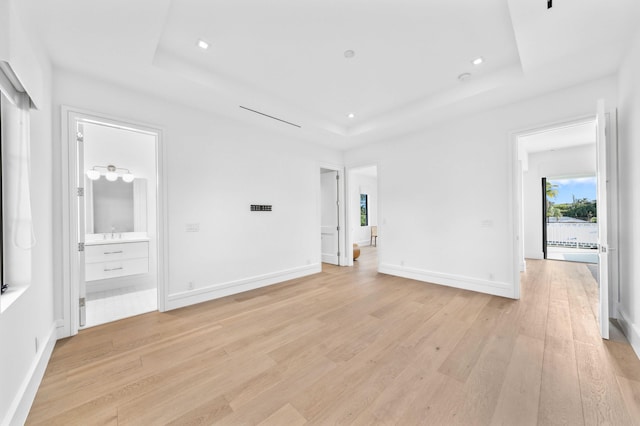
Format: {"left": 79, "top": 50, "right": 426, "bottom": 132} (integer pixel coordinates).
{"left": 85, "top": 177, "right": 147, "bottom": 234}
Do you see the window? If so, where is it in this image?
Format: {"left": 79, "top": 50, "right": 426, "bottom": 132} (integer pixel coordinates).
{"left": 0, "top": 90, "right": 33, "bottom": 312}
{"left": 360, "top": 194, "right": 368, "bottom": 226}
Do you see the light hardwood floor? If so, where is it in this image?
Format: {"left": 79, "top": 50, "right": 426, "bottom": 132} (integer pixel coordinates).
{"left": 27, "top": 248, "right": 640, "bottom": 425}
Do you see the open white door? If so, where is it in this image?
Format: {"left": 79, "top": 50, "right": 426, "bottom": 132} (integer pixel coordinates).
{"left": 320, "top": 169, "right": 340, "bottom": 265}
{"left": 76, "top": 122, "right": 87, "bottom": 328}
{"left": 596, "top": 99, "right": 609, "bottom": 339}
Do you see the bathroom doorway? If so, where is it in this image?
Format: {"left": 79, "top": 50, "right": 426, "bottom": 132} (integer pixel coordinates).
{"left": 80, "top": 122, "right": 158, "bottom": 328}
{"left": 63, "top": 109, "right": 166, "bottom": 335}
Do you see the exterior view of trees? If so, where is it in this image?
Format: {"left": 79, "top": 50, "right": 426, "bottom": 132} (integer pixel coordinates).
{"left": 546, "top": 181, "right": 597, "bottom": 222}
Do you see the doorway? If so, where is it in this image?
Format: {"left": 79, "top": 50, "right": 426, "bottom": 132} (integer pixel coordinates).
{"left": 63, "top": 108, "right": 166, "bottom": 336}
{"left": 320, "top": 168, "right": 340, "bottom": 265}
{"left": 513, "top": 106, "right": 619, "bottom": 339}
{"left": 80, "top": 122, "right": 158, "bottom": 328}
{"left": 347, "top": 165, "right": 379, "bottom": 266}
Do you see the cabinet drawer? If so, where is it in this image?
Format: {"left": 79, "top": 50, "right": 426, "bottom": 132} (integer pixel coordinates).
{"left": 85, "top": 258, "right": 149, "bottom": 282}
{"left": 85, "top": 241, "right": 149, "bottom": 264}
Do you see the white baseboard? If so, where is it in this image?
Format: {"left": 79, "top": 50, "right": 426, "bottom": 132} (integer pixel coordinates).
{"left": 166, "top": 264, "right": 321, "bottom": 310}
{"left": 2, "top": 322, "right": 57, "bottom": 426}
{"left": 524, "top": 253, "right": 544, "bottom": 260}
{"left": 379, "top": 263, "right": 515, "bottom": 299}
{"left": 617, "top": 304, "right": 640, "bottom": 360}
{"left": 321, "top": 254, "right": 339, "bottom": 264}
{"left": 56, "top": 319, "right": 68, "bottom": 340}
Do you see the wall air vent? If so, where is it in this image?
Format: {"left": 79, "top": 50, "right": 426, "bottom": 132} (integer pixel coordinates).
{"left": 239, "top": 106, "right": 301, "bottom": 128}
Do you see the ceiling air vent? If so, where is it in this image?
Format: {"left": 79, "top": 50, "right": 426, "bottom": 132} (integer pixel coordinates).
{"left": 239, "top": 106, "right": 301, "bottom": 128}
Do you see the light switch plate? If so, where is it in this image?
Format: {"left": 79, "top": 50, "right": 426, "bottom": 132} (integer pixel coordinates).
{"left": 186, "top": 223, "right": 200, "bottom": 232}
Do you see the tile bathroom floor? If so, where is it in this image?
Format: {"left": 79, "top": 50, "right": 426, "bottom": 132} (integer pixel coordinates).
{"left": 84, "top": 286, "right": 157, "bottom": 328}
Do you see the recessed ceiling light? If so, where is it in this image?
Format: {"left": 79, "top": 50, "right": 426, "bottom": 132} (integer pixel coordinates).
{"left": 348, "top": 113, "right": 355, "bottom": 119}
{"left": 458, "top": 72, "right": 472, "bottom": 82}
{"left": 472, "top": 57, "right": 484, "bottom": 66}
{"left": 344, "top": 50, "right": 355, "bottom": 59}
{"left": 197, "top": 39, "right": 209, "bottom": 50}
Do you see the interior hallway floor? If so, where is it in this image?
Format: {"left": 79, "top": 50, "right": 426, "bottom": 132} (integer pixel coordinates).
{"left": 27, "top": 255, "right": 639, "bottom": 424}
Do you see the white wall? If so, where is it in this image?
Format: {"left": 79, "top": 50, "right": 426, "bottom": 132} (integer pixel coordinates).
{"left": 83, "top": 123, "right": 158, "bottom": 292}
{"left": 52, "top": 70, "right": 344, "bottom": 318}
{"left": 0, "top": 1, "right": 55, "bottom": 424}
{"left": 522, "top": 144, "right": 596, "bottom": 259}
{"left": 344, "top": 76, "right": 617, "bottom": 299}
{"left": 617, "top": 29, "right": 640, "bottom": 357}
{"left": 350, "top": 170, "right": 378, "bottom": 246}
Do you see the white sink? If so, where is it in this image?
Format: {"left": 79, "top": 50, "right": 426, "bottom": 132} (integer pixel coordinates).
{"left": 85, "top": 232, "right": 150, "bottom": 246}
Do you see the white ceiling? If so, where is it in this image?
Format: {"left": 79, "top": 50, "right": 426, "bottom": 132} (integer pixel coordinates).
{"left": 519, "top": 120, "right": 596, "bottom": 153}
{"left": 352, "top": 166, "right": 378, "bottom": 179}
{"left": 18, "top": 0, "right": 640, "bottom": 149}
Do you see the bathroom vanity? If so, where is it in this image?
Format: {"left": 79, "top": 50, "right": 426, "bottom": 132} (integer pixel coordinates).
{"left": 84, "top": 237, "right": 149, "bottom": 281}
{"left": 84, "top": 176, "right": 151, "bottom": 283}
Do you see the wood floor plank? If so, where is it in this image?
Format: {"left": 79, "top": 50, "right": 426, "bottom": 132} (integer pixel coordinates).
{"left": 615, "top": 376, "right": 640, "bottom": 423}
{"left": 256, "top": 403, "right": 307, "bottom": 426}
{"left": 490, "top": 334, "right": 545, "bottom": 426}
{"left": 164, "top": 395, "right": 233, "bottom": 426}
{"left": 26, "top": 251, "right": 639, "bottom": 425}
{"left": 437, "top": 294, "right": 506, "bottom": 383}
{"left": 537, "top": 335, "right": 584, "bottom": 425}
{"left": 575, "top": 340, "right": 634, "bottom": 425}
{"left": 605, "top": 340, "right": 640, "bottom": 382}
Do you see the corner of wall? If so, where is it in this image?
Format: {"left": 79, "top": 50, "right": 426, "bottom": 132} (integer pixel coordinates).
{"left": 1, "top": 323, "right": 56, "bottom": 426}
{"left": 617, "top": 304, "right": 640, "bottom": 359}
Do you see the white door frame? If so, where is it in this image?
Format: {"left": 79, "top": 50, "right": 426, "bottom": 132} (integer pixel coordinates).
{"left": 345, "top": 163, "right": 381, "bottom": 267}
{"left": 59, "top": 106, "right": 168, "bottom": 337}
{"left": 509, "top": 112, "right": 619, "bottom": 315}
{"left": 318, "top": 163, "right": 347, "bottom": 266}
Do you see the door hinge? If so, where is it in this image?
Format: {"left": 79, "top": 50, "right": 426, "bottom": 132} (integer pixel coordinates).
{"left": 78, "top": 242, "right": 85, "bottom": 252}
{"left": 77, "top": 187, "right": 84, "bottom": 197}
{"left": 79, "top": 297, "right": 86, "bottom": 327}
{"left": 337, "top": 252, "right": 340, "bottom": 257}
{"left": 76, "top": 131, "right": 84, "bottom": 143}
{"left": 336, "top": 174, "right": 340, "bottom": 180}
{"left": 337, "top": 226, "right": 340, "bottom": 231}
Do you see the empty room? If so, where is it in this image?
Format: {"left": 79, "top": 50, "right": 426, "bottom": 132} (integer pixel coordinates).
{"left": 2, "top": 0, "right": 640, "bottom": 424}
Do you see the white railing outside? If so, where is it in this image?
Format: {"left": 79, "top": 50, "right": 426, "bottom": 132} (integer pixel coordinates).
{"left": 547, "top": 222, "right": 598, "bottom": 249}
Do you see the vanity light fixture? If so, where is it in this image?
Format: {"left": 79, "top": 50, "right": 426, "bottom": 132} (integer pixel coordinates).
{"left": 348, "top": 113, "right": 355, "bottom": 119}
{"left": 105, "top": 166, "right": 118, "bottom": 182}
{"left": 472, "top": 57, "right": 484, "bottom": 66}
{"left": 197, "top": 39, "right": 209, "bottom": 50}
{"left": 86, "top": 169, "right": 101, "bottom": 180}
{"left": 86, "top": 165, "right": 135, "bottom": 182}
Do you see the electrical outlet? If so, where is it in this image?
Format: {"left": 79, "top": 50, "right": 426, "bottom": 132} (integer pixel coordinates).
{"left": 186, "top": 223, "right": 200, "bottom": 232}
{"left": 489, "top": 273, "right": 494, "bottom": 281}
{"left": 400, "top": 260, "right": 405, "bottom": 266}
{"left": 35, "top": 337, "right": 39, "bottom": 353}
{"left": 188, "top": 281, "right": 194, "bottom": 290}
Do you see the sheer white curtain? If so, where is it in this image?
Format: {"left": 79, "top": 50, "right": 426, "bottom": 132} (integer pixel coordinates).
{"left": 1, "top": 77, "right": 34, "bottom": 291}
